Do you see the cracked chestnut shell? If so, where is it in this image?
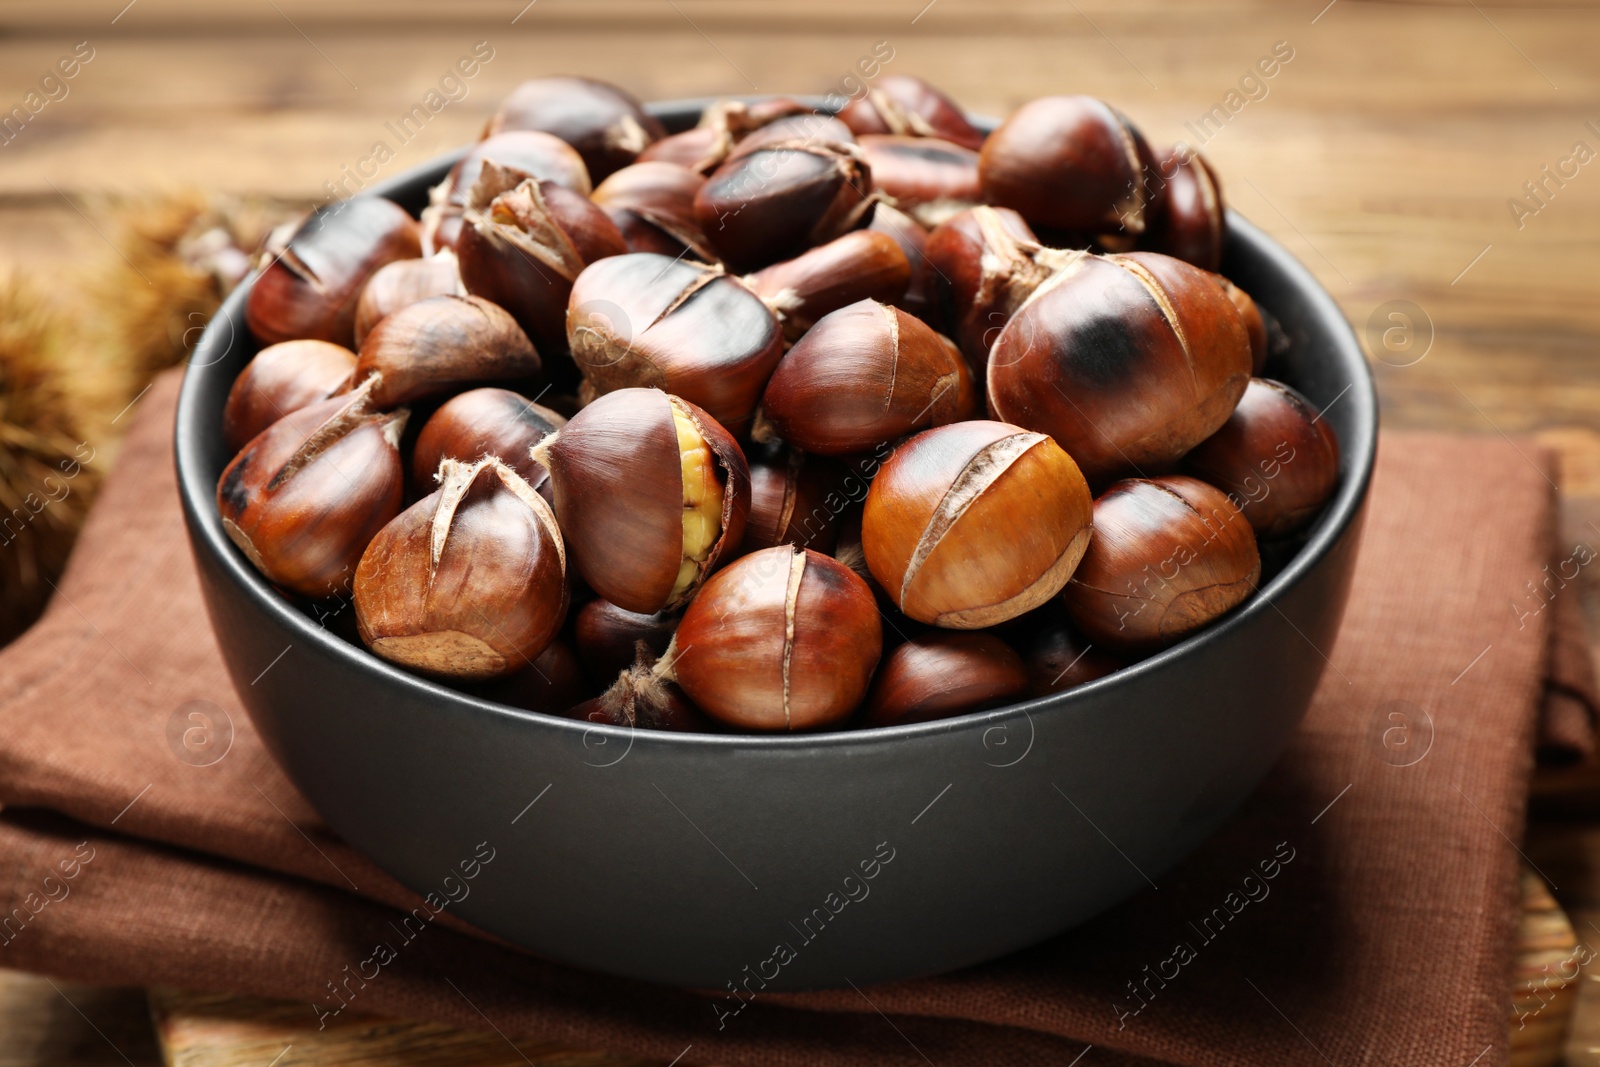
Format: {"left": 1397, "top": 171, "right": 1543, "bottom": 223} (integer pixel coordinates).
{"left": 759, "top": 299, "right": 974, "bottom": 455}
{"left": 743, "top": 230, "right": 910, "bottom": 342}
{"left": 862, "top": 420, "right": 1094, "bottom": 628}
{"left": 987, "top": 251, "right": 1252, "bottom": 485}
{"left": 354, "top": 457, "right": 569, "bottom": 680}
{"left": 1143, "top": 145, "right": 1225, "bottom": 273}
{"left": 591, "top": 161, "right": 717, "bottom": 261}
{"left": 837, "top": 75, "right": 985, "bottom": 152}
{"left": 422, "top": 131, "right": 592, "bottom": 253}
{"left": 353, "top": 294, "right": 540, "bottom": 409}
{"left": 531, "top": 387, "right": 751, "bottom": 615}
{"left": 353, "top": 252, "right": 463, "bottom": 349}
{"left": 1062, "top": 475, "right": 1260, "bottom": 651}
{"left": 411, "top": 387, "right": 565, "bottom": 497}
{"left": 216, "top": 386, "right": 407, "bottom": 599}
{"left": 484, "top": 76, "right": 664, "bottom": 182}
{"left": 566, "top": 253, "right": 783, "bottom": 437}
{"left": 656, "top": 545, "right": 882, "bottom": 731}
{"left": 857, "top": 134, "right": 981, "bottom": 230}
{"left": 246, "top": 198, "right": 421, "bottom": 348}
{"left": 864, "top": 631, "right": 1029, "bottom": 726}
{"left": 637, "top": 97, "right": 815, "bottom": 174}
{"left": 746, "top": 448, "right": 841, "bottom": 554}
{"left": 222, "top": 339, "right": 356, "bottom": 455}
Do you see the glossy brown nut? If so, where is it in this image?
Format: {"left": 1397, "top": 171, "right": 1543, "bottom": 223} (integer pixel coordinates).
{"left": 1222, "top": 279, "right": 1269, "bottom": 375}
{"left": 722, "top": 114, "right": 858, "bottom": 164}
{"left": 532, "top": 388, "right": 751, "bottom": 615}
{"left": 760, "top": 299, "right": 975, "bottom": 455}
{"left": 354, "top": 294, "right": 540, "bottom": 409}
{"left": 483, "top": 76, "right": 664, "bottom": 182}
{"left": 354, "top": 457, "right": 568, "bottom": 680}
{"left": 979, "top": 95, "right": 1156, "bottom": 241}
{"left": 422, "top": 131, "right": 593, "bottom": 252}
{"left": 574, "top": 599, "right": 678, "bottom": 687}
{"left": 636, "top": 97, "right": 814, "bottom": 174}
{"left": 857, "top": 134, "right": 981, "bottom": 229}
{"left": 864, "top": 631, "right": 1029, "bottom": 726}
{"left": 862, "top": 420, "right": 1094, "bottom": 628}
{"left": 1143, "top": 145, "right": 1225, "bottom": 273}
{"left": 246, "top": 198, "right": 421, "bottom": 348}
{"left": 836, "top": 75, "right": 985, "bottom": 152}
{"left": 222, "top": 339, "right": 356, "bottom": 455}
{"left": 411, "top": 387, "right": 565, "bottom": 495}
{"left": 694, "top": 141, "right": 874, "bottom": 272}
{"left": 566, "top": 253, "right": 784, "bottom": 437}
{"left": 987, "top": 251, "right": 1252, "bottom": 485}
{"left": 457, "top": 169, "right": 627, "bottom": 355}
{"left": 216, "top": 388, "right": 407, "bottom": 600}
{"left": 746, "top": 449, "right": 841, "bottom": 554}
{"left": 658, "top": 546, "right": 882, "bottom": 731}
{"left": 867, "top": 203, "right": 938, "bottom": 325}
{"left": 591, "top": 161, "right": 716, "bottom": 261}
{"left": 1183, "top": 378, "right": 1340, "bottom": 537}
{"left": 471, "top": 639, "right": 592, "bottom": 715}
{"left": 1062, "top": 475, "right": 1260, "bottom": 651}
{"left": 354, "top": 252, "right": 462, "bottom": 348}
{"left": 743, "top": 230, "right": 911, "bottom": 341}
{"left": 1020, "top": 615, "right": 1125, "bottom": 696}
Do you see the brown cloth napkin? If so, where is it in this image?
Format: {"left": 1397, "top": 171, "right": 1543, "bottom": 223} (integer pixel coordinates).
{"left": 0, "top": 369, "right": 1594, "bottom": 1067}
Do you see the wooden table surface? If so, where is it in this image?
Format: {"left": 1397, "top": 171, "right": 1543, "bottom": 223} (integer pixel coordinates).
{"left": 2, "top": 0, "right": 1599, "bottom": 1063}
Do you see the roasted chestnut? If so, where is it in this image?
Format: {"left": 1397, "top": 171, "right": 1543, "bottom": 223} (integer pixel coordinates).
{"left": 411, "top": 387, "right": 565, "bottom": 496}
{"left": 653, "top": 546, "right": 882, "bottom": 730}
{"left": 572, "top": 644, "right": 708, "bottom": 731}
{"left": 353, "top": 294, "right": 540, "bottom": 409}
{"left": 591, "top": 161, "right": 716, "bottom": 261}
{"left": 637, "top": 97, "right": 815, "bottom": 174}
{"left": 694, "top": 140, "right": 874, "bottom": 272}
{"left": 1018, "top": 612, "right": 1125, "bottom": 695}
{"left": 862, "top": 420, "right": 1093, "bottom": 628}
{"left": 856, "top": 134, "right": 981, "bottom": 229}
{"left": 864, "top": 631, "right": 1029, "bottom": 726}
{"left": 836, "top": 74, "right": 985, "bottom": 152}
{"left": 978, "top": 95, "right": 1155, "bottom": 244}
{"left": 222, "top": 339, "right": 356, "bottom": 455}
{"left": 354, "top": 457, "right": 568, "bottom": 680}
{"left": 246, "top": 198, "right": 421, "bottom": 347}
{"left": 216, "top": 387, "right": 407, "bottom": 599}
{"left": 1062, "top": 475, "right": 1260, "bottom": 651}
{"left": 987, "top": 251, "right": 1252, "bottom": 484}
{"left": 1183, "top": 378, "right": 1340, "bottom": 537}
{"left": 531, "top": 388, "right": 751, "bottom": 615}
{"left": 746, "top": 449, "right": 841, "bottom": 553}
{"left": 574, "top": 598, "right": 678, "bottom": 686}
{"left": 1222, "top": 279, "right": 1269, "bottom": 375}
{"left": 456, "top": 166, "right": 628, "bottom": 355}
{"left": 471, "top": 639, "right": 592, "bottom": 715}
{"left": 354, "top": 252, "right": 463, "bottom": 348}
{"left": 483, "top": 76, "right": 664, "bottom": 181}
{"left": 868, "top": 203, "right": 938, "bottom": 325}
{"left": 743, "top": 230, "right": 911, "bottom": 341}
{"left": 722, "top": 114, "right": 858, "bottom": 163}
{"left": 759, "top": 299, "right": 975, "bottom": 454}
{"left": 1143, "top": 145, "right": 1224, "bottom": 273}
{"left": 421, "top": 131, "right": 592, "bottom": 252}
{"left": 565, "top": 253, "right": 784, "bottom": 436}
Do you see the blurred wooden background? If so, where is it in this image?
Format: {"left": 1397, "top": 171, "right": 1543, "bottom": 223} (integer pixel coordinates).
{"left": 2, "top": 0, "right": 1600, "bottom": 1063}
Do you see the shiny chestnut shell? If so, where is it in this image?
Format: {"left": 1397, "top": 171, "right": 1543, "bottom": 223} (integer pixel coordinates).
{"left": 1144, "top": 145, "right": 1225, "bottom": 273}
{"left": 743, "top": 230, "right": 911, "bottom": 342}
{"left": 353, "top": 294, "right": 540, "bottom": 409}
{"left": 856, "top": 134, "right": 981, "bottom": 229}
{"left": 746, "top": 449, "right": 841, "bottom": 554}
{"left": 411, "top": 387, "right": 565, "bottom": 496}
{"left": 864, "top": 631, "right": 1029, "bottom": 727}
{"left": 222, "top": 339, "right": 356, "bottom": 455}
{"left": 354, "top": 253, "right": 462, "bottom": 349}
{"left": 424, "top": 130, "right": 593, "bottom": 253}
{"left": 836, "top": 74, "right": 985, "bottom": 152}
{"left": 590, "top": 162, "right": 716, "bottom": 261}
{"left": 574, "top": 599, "right": 679, "bottom": 687}
{"left": 483, "top": 76, "right": 664, "bottom": 182}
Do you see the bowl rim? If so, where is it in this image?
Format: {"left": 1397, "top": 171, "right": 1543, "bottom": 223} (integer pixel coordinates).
{"left": 175, "top": 96, "right": 1378, "bottom": 753}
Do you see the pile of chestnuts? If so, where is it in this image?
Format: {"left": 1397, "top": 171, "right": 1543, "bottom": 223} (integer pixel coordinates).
{"left": 218, "top": 73, "right": 1340, "bottom": 733}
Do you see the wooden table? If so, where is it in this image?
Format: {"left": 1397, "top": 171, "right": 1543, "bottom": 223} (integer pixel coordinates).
{"left": 2, "top": 0, "right": 1599, "bottom": 1062}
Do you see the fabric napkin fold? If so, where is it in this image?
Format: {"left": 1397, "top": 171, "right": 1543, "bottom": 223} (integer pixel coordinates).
{"left": 0, "top": 369, "right": 1591, "bottom": 1067}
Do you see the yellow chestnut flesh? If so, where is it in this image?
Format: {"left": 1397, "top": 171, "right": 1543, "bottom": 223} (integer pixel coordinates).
{"left": 671, "top": 402, "right": 727, "bottom": 600}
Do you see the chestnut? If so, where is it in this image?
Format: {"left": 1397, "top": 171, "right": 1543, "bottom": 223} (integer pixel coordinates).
{"left": 483, "top": 77, "right": 664, "bottom": 182}
{"left": 862, "top": 420, "right": 1093, "bottom": 628}
{"left": 746, "top": 449, "right": 841, "bottom": 553}
{"left": 743, "top": 230, "right": 911, "bottom": 341}
{"left": 722, "top": 114, "right": 858, "bottom": 163}
{"left": 591, "top": 161, "right": 716, "bottom": 262}
{"left": 222, "top": 339, "right": 356, "bottom": 455}
{"left": 978, "top": 95, "right": 1155, "bottom": 243}
{"left": 1019, "top": 614, "right": 1125, "bottom": 695}
{"left": 864, "top": 632, "right": 1028, "bottom": 727}
{"left": 246, "top": 198, "right": 421, "bottom": 347}
{"left": 353, "top": 294, "right": 540, "bottom": 409}
{"left": 354, "top": 457, "right": 568, "bottom": 680}
{"left": 1143, "top": 145, "right": 1225, "bottom": 273}
{"left": 653, "top": 546, "right": 882, "bottom": 731}
{"left": 759, "top": 299, "right": 975, "bottom": 455}
{"left": 694, "top": 140, "right": 874, "bottom": 272}
{"left": 216, "top": 388, "right": 407, "bottom": 600}
{"left": 1183, "top": 378, "right": 1340, "bottom": 537}
{"left": 637, "top": 97, "right": 815, "bottom": 174}
{"left": 856, "top": 134, "right": 981, "bottom": 230}
{"left": 574, "top": 598, "right": 678, "bottom": 687}
{"left": 353, "top": 252, "right": 462, "bottom": 349}
{"left": 987, "top": 251, "right": 1252, "bottom": 485}
{"left": 572, "top": 645, "right": 709, "bottom": 731}
{"left": 1222, "top": 279, "right": 1269, "bottom": 375}
{"left": 565, "top": 253, "right": 784, "bottom": 437}
{"left": 837, "top": 74, "right": 985, "bottom": 152}
{"left": 471, "top": 639, "right": 592, "bottom": 715}
{"left": 1062, "top": 475, "right": 1260, "bottom": 651}
{"left": 867, "top": 203, "right": 938, "bottom": 326}
{"left": 531, "top": 388, "right": 751, "bottom": 615}
{"left": 412, "top": 387, "right": 565, "bottom": 497}
{"left": 456, "top": 166, "right": 628, "bottom": 355}
{"left": 421, "top": 131, "right": 593, "bottom": 253}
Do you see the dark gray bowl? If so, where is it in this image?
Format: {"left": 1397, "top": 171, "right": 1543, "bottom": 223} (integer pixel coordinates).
{"left": 175, "top": 99, "right": 1376, "bottom": 991}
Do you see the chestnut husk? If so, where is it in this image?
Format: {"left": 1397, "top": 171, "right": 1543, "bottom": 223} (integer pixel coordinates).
{"left": 987, "top": 251, "right": 1252, "bottom": 485}
{"left": 863, "top": 631, "right": 1029, "bottom": 726}
{"left": 353, "top": 251, "right": 463, "bottom": 349}
{"left": 411, "top": 387, "right": 565, "bottom": 497}
{"left": 483, "top": 76, "right": 664, "bottom": 182}
{"left": 759, "top": 298, "right": 975, "bottom": 455}
{"left": 246, "top": 198, "right": 421, "bottom": 348}
{"left": 354, "top": 456, "right": 569, "bottom": 680}
{"left": 857, "top": 134, "right": 981, "bottom": 230}
{"left": 742, "top": 230, "right": 911, "bottom": 342}
{"left": 222, "top": 339, "right": 356, "bottom": 455}
{"left": 591, "top": 161, "right": 717, "bottom": 262}
{"left": 353, "top": 294, "right": 541, "bottom": 409}
{"left": 862, "top": 420, "right": 1094, "bottom": 629}
{"left": 837, "top": 74, "right": 986, "bottom": 152}
{"left": 421, "top": 130, "right": 592, "bottom": 253}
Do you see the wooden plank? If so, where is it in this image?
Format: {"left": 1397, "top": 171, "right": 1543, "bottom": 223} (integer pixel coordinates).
{"left": 0, "top": 970, "right": 162, "bottom": 1067}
